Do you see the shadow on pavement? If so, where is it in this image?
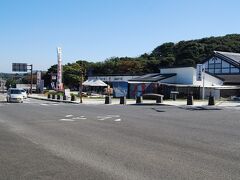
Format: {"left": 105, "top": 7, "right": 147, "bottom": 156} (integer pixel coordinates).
{"left": 129, "top": 103, "right": 171, "bottom": 106}
{"left": 179, "top": 106, "right": 222, "bottom": 111}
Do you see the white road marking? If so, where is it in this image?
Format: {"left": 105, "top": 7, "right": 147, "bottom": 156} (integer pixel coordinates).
{"left": 52, "top": 104, "right": 59, "bottom": 106}
{"left": 114, "top": 119, "right": 122, "bottom": 122}
{"left": 107, "top": 115, "right": 120, "bottom": 117}
{"left": 65, "top": 115, "right": 73, "bottom": 118}
{"left": 98, "top": 118, "right": 106, "bottom": 121}
{"left": 59, "top": 119, "right": 75, "bottom": 122}
{"left": 72, "top": 117, "right": 87, "bottom": 120}
{"left": 41, "top": 104, "right": 48, "bottom": 106}
{"left": 97, "top": 117, "right": 112, "bottom": 120}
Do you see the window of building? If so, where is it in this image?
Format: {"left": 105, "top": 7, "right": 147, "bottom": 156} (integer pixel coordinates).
{"left": 230, "top": 68, "right": 240, "bottom": 73}
{"left": 222, "top": 68, "right": 230, "bottom": 74}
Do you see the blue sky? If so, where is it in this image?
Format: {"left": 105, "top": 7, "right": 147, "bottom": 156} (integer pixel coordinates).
{"left": 0, "top": 0, "right": 240, "bottom": 73}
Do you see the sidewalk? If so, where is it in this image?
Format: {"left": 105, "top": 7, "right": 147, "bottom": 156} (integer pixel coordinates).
{"left": 28, "top": 94, "right": 240, "bottom": 107}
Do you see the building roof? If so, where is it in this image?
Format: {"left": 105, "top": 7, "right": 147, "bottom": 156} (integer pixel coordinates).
{"left": 216, "top": 74, "right": 240, "bottom": 85}
{"left": 214, "top": 51, "right": 240, "bottom": 67}
{"left": 83, "top": 79, "right": 108, "bottom": 86}
{"left": 129, "top": 73, "right": 176, "bottom": 82}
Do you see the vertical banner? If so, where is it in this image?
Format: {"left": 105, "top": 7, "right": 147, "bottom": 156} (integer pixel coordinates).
{"left": 57, "top": 47, "right": 63, "bottom": 91}
{"left": 196, "top": 64, "right": 203, "bottom": 81}
{"left": 36, "top": 71, "right": 41, "bottom": 86}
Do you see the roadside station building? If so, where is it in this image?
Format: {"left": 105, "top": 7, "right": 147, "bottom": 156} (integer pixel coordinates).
{"left": 128, "top": 67, "right": 224, "bottom": 99}
{"left": 87, "top": 64, "right": 240, "bottom": 99}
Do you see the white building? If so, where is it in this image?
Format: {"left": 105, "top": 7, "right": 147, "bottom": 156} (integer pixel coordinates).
{"left": 129, "top": 67, "right": 224, "bottom": 99}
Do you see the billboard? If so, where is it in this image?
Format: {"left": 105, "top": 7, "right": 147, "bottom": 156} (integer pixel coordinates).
{"left": 12, "top": 63, "right": 28, "bottom": 72}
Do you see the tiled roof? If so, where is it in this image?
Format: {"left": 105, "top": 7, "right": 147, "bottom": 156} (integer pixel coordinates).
{"left": 129, "top": 73, "right": 176, "bottom": 82}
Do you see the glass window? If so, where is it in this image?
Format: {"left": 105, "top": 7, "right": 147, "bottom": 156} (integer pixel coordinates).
{"left": 222, "top": 61, "right": 230, "bottom": 68}
{"left": 215, "top": 63, "right": 221, "bottom": 68}
{"left": 222, "top": 68, "right": 230, "bottom": 74}
{"left": 10, "top": 90, "right": 22, "bottom": 94}
{"left": 215, "top": 69, "right": 221, "bottom": 74}
{"left": 230, "top": 68, "right": 240, "bottom": 73}
{"left": 209, "top": 64, "right": 214, "bottom": 68}
{"left": 215, "top": 58, "right": 221, "bottom": 63}
{"left": 208, "top": 69, "right": 214, "bottom": 73}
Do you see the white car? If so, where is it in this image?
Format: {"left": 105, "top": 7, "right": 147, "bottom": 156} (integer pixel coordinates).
{"left": 6, "top": 88, "right": 24, "bottom": 103}
{"left": 18, "top": 88, "right": 28, "bottom": 99}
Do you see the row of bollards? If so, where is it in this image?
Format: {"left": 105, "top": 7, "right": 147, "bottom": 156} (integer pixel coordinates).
{"left": 105, "top": 95, "right": 164, "bottom": 105}
{"left": 187, "top": 95, "right": 215, "bottom": 106}
{"left": 48, "top": 94, "right": 69, "bottom": 101}
{"left": 47, "top": 94, "right": 215, "bottom": 105}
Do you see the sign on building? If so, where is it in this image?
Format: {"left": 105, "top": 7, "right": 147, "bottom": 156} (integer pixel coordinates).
{"left": 12, "top": 63, "right": 28, "bottom": 72}
{"left": 196, "top": 64, "right": 205, "bottom": 81}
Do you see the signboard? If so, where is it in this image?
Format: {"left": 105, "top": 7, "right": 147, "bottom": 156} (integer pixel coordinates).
{"left": 36, "top": 71, "right": 41, "bottom": 86}
{"left": 196, "top": 64, "right": 204, "bottom": 81}
{"left": 12, "top": 63, "right": 28, "bottom": 72}
{"left": 40, "top": 80, "right": 44, "bottom": 93}
{"left": 64, "top": 89, "right": 71, "bottom": 98}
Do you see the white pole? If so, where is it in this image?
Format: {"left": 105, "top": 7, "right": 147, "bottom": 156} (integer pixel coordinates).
{"left": 202, "top": 65, "right": 205, "bottom": 100}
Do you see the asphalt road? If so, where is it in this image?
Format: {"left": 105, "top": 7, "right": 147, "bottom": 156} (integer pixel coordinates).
{"left": 0, "top": 98, "right": 240, "bottom": 180}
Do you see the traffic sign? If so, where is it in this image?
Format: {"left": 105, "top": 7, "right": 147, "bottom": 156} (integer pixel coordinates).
{"left": 12, "top": 63, "right": 28, "bottom": 72}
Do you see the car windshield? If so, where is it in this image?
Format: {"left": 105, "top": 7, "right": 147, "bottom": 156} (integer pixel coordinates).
{"left": 10, "top": 90, "right": 22, "bottom": 94}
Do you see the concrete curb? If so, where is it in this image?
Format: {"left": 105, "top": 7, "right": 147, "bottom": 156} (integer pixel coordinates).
{"left": 28, "top": 96, "right": 79, "bottom": 104}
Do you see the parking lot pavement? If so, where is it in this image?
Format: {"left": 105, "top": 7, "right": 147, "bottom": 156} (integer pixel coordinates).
{"left": 1, "top": 101, "right": 240, "bottom": 179}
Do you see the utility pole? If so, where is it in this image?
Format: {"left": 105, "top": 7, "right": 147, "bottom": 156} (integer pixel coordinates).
{"left": 29, "top": 64, "right": 33, "bottom": 94}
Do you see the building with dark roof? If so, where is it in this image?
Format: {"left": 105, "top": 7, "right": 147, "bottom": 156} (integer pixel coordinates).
{"left": 203, "top": 51, "right": 240, "bottom": 85}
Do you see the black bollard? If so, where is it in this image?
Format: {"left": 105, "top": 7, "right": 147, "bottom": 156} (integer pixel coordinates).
{"left": 52, "top": 94, "right": 56, "bottom": 99}
{"left": 208, "top": 96, "right": 215, "bottom": 106}
{"left": 71, "top": 95, "right": 76, "bottom": 101}
{"left": 105, "top": 96, "right": 112, "bottom": 104}
{"left": 187, "top": 95, "right": 194, "bottom": 105}
{"left": 156, "top": 96, "right": 163, "bottom": 103}
{"left": 136, "top": 96, "right": 143, "bottom": 104}
{"left": 63, "top": 95, "right": 67, "bottom": 100}
{"left": 47, "top": 94, "right": 51, "bottom": 99}
{"left": 120, "top": 96, "right": 126, "bottom": 105}
{"left": 57, "top": 95, "right": 61, "bottom": 100}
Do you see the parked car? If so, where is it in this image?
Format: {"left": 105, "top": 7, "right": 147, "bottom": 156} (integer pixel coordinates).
{"left": 6, "top": 88, "right": 24, "bottom": 103}
{"left": 18, "top": 88, "right": 27, "bottom": 98}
